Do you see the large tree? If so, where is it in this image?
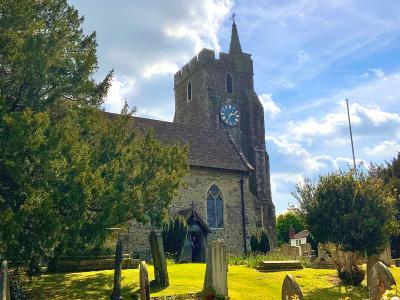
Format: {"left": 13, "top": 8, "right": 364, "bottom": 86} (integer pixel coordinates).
{"left": 293, "top": 170, "right": 397, "bottom": 284}
{"left": 276, "top": 211, "right": 305, "bottom": 245}
{"left": 0, "top": 0, "right": 188, "bottom": 273}
{"left": 369, "top": 152, "right": 400, "bottom": 256}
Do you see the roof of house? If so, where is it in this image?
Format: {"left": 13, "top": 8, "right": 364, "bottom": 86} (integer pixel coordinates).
{"left": 291, "top": 230, "right": 310, "bottom": 239}
{"left": 106, "top": 112, "right": 254, "bottom": 172}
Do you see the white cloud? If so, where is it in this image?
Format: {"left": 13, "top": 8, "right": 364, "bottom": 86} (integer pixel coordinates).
{"left": 259, "top": 93, "right": 281, "bottom": 117}
{"left": 164, "top": 0, "right": 233, "bottom": 53}
{"left": 143, "top": 62, "right": 179, "bottom": 79}
{"left": 364, "top": 140, "right": 400, "bottom": 157}
{"left": 104, "top": 76, "right": 136, "bottom": 113}
{"left": 286, "top": 101, "right": 400, "bottom": 142}
{"left": 371, "top": 68, "right": 385, "bottom": 78}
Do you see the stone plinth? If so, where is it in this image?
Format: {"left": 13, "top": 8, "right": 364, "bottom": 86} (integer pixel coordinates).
{"left": 259, "top": 261, "right": 303, "bottom": 271}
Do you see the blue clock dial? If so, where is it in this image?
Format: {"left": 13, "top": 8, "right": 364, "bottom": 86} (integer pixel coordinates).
{"left": 220, "top": 104, "right": 239, "bottom": 126}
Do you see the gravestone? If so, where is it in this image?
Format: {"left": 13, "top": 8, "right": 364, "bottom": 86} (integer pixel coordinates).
{"left": 203, "top": 240, "right": 228, "bottom": 298}
{"left": 379, "top": 244, "right": 393, "bottom": 267}
{"left": 139, "top": 261, "right": 150, "bottom": 300}
{"left": 149, "top": 230, "right": 169, "bottom": 287}
{"left": 300, "top": 243, "right": 311, "bottom": 257}
{"left": 110, "top": 239, "right": 123, "bottom": 300}
{"left": 367, "top": 255, "right": 380, "bottom": 287}
{"left": 369, "top": 261, "right": 396, "bottom": 300}
{"left": 281, "top": 274, "right": 303, "bottom": 300}
{"left": 1, "top": 260, "right": 10, "bottom": 300}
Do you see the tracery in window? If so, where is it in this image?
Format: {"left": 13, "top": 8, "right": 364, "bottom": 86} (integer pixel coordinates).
{"left": 207, "top": 184, "right": 224, "bottom": 228}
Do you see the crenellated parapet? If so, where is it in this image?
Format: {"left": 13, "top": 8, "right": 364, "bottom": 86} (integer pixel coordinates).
{"left": 174, "top": 48, "right": 216, "bottom": 86}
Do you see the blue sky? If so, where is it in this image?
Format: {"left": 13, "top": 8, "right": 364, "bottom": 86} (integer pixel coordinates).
{"left": 68, "top": 0, "right": 400, "bottom": 213}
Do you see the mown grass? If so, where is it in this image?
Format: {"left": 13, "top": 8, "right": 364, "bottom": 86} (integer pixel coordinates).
{"left": 25, "top": 263, "right": 400, "bottom": 299}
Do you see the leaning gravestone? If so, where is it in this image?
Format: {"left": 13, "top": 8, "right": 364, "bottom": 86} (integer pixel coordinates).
{"left": 203, "top": 240, "right": 228, "bottom": 298}
{"left": 149, "top": 230, "right": 169, "bottom": 287}
{"left": 110, "top": 239, "right": 123, "bottom": 300}
{"left": 369, "top": 261, "right": 396, "bottom": 300}
{"left": 281, "top": 274, "right": 303, "bottom": 300}
{"left": 139, "top": 261, "right": 150, "bottom": 300}
{"left": 1, "top": 260, "right": 10, "bottom": 300}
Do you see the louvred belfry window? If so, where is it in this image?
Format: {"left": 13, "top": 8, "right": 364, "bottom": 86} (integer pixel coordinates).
{"left": 226, "top": 73, "right": 233, "bottom": 94}
{"left": 207, "top": 184, "right": 224, "bottom": 228}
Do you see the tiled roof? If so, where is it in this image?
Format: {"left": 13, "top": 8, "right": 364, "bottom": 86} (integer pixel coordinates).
{"left": 292, "top": 230, "right": 310, "bottom": 239}
{"left": 105, "top": 113, "right": 253, "bottom": 172}
{"left": 177, "top": 208, "right": 211, "bottom": 233}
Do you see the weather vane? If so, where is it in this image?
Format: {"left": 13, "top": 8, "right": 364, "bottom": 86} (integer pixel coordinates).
{"left": 230, "top": 12, "right": 236, "bottom": 24}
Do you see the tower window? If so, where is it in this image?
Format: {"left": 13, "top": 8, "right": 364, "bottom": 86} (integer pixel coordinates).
{"left": 226, "top": 73, "right": 233, "bottom": 94}
{"left": 187, "top": 80, "right": 192, "bottom": 102}
{"left": 207, "top": 184, "right": 224, "bottom": 228}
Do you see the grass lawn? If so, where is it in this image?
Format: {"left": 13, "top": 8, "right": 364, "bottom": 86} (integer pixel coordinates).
{"left": 26, "top": 264, "right": 400, "bottom": 299}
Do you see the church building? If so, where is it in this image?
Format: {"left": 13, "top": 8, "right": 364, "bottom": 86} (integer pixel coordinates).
{"left": 123, "top": 21, "right": 277, "bottom": 261}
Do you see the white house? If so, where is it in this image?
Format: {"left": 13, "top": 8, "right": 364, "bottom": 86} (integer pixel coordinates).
{"left": 290, "top": 230, "right": 310, "bottom": 247}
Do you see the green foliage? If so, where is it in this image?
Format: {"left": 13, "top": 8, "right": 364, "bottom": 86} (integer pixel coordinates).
{"left": 293, "top": 170, "right": 397, "bottom": 257}
{"left": 276, "top": 211, "right": 305, "bottom": 245}
{"left": 227, "top": 249, "right": 309, "bottom": 269}
{"left": 337, "top": 265, "right": 365, "bottom": 286}
{"left": 0, "top": 0, "right": 111, "bottom": 113}
{"left": 162, "top": 216, "right": 188, "bottom": 261}
{"left": 0, "top": 0, "right": 188, "bottom": 274}
{"left": 249, "top": 231, "right": 270, "bottom": 253}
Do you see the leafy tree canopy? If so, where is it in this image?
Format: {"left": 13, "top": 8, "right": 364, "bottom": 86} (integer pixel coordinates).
{"left": 293, "top": 170, "right": 397, "bottom": 256}
{"left": 276, "top": 211, "right": 305, "bottom": 245}
{"left": 0, "top": 0, "right": 188, "bottom": 271}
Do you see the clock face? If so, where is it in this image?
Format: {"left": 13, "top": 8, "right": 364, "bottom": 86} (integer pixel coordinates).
{"left": 220, "top": 104, "right": 239, "bottom": 126}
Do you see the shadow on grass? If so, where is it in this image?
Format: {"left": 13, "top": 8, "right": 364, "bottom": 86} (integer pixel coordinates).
{"left": 305, "top": 284, "right": 368, "bottom": 300}
{"left": 27, "top": 271, "right": 139, "bottom": 300}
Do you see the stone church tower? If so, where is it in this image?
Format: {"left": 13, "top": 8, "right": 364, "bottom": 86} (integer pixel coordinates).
{"left": 173, "top": 21, "right": 277, "bottom": 248}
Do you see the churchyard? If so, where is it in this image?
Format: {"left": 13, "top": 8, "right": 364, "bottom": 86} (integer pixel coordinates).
{"left": 2, "top": 1, "right": 400, "bottom": 300}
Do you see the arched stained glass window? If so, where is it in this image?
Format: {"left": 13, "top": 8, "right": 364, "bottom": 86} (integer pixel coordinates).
{"left": 207, "top": 184, "right": 224, "bottom": 228}
{"left": 226, "top": 73, "right": 233, "bottom": 94}
{"left": 187, "top": 80, "right": 192, "bottom": 102}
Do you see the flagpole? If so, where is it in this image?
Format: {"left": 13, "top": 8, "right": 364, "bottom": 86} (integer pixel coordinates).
{"left": 346, "top": 99, "right": 356, "bottom": 171}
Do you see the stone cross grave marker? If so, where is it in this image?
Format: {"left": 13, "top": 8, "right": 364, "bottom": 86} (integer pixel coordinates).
{"left": 110, "top": 238, "right": 123, "bottom": 300}
{"left": 139, "top": 261, "right": 150, "bottom": 300}
{"left": 281, "top": 274, "right": 303, "bottom": 300}
{"left": 369, "top": 261, "right": 396, "bottom": 300}
{"left": 203, "top": 240, "right": 228, "bottom": 298}
{"left": 149, "top": 230, "right": 169, "bottom": 287}
{"left": 1, "top": 260, "right": 10, "bottom": 300}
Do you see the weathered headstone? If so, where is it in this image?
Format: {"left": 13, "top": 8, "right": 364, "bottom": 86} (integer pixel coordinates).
{"left": 367, "top": 254, "right": 380, "bottom": 287}
{"left": 0, "top": 260, "right": 10, "bottom": 300}
{"left": 281, "top": 274, "right": 303, "bottom": 300}
{"left": 139, "top": 261, "right": 150, "bottom": 300}
{"left": 149, "top": 230, "right": 169, "bottom": 287}
{"left": 369, "top": 261, "right": 396, "bottom": 300}
{"left": 379, "top": 244, "right": 393, "bottom": 267}
{"left": 300, "top": 243, "right": 311, "bottom": 257}
{"left": 110, "top": 239, "right": 123, "bottom": 300}
{"left": 203, "top": 240, "right": 228, "bottom": 298}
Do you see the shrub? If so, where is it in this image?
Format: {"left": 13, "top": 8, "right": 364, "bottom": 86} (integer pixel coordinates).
{"left": 162, "top": 215, "right": 188, "bottom": 261}
{"left": 250, "top": 231, "right": 270, "bottom": 253}
{"left": 0, "top": 269, "right": 28, "bottom": 300}
{"left": 337, "top": 265, "right": 365, "bottom": 286}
